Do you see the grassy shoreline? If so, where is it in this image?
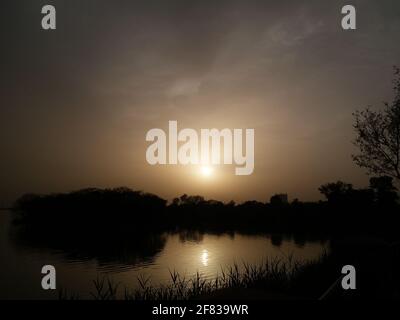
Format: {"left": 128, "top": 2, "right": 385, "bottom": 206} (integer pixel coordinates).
{"left": 59, "top": 253, "right": 338, "bottom": 300}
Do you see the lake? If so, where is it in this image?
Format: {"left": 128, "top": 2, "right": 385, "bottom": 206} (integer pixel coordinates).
{"left": 0, "top": 211, "right": 328, "bottom": 299}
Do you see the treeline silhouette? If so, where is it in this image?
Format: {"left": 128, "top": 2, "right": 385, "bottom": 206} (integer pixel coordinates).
{"left": 12, "top": 176, "right": 399, "bottom": 239}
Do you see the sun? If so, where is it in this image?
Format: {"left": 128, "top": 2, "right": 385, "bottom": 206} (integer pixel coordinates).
{"left": 200, "top": 166, "right": 214, "bottom": 177}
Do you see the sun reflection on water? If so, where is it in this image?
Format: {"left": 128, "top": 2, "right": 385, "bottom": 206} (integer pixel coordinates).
{"left": 201, "top": 249, "right": 209, "bottom": 266}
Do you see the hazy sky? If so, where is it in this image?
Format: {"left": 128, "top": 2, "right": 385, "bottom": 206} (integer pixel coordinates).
{"left": 1, "top": 0, "right": 400, "bottom": 205}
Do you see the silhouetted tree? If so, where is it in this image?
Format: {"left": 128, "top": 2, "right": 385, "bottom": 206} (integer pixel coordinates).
{"left": 270, "top": 194, "right": 289, "bottom": 206}
{"left": 181, "top": 195, "right": 205, "bottom": 206}
{"left": 352, "top": 66, "right": 400, "bottom": 181}
{"left": 319, "top": 181, "right": 353, "bottom": 203}
{"left": 369, "top": 176, "right": 398, "bottom": 205}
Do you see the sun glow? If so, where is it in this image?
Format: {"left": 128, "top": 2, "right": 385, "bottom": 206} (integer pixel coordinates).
{"left": 200, "top": 166, "right": 213, "bottom": 177}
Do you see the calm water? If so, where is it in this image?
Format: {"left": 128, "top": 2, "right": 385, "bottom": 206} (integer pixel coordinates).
{"left": 0, "top": 211, "right": 328, "bottom": 299}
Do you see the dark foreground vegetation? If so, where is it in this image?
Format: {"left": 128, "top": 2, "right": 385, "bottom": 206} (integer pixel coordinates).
{"left": 60, "top": 254, "right": 336, "bottom": 300}
{"left": 60, "top": 242, "right": 400, "bottom": 300}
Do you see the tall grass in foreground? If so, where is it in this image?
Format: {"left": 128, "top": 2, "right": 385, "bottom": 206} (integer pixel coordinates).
{"left": 60, "top": 252, "right": 333, "bottom": 300}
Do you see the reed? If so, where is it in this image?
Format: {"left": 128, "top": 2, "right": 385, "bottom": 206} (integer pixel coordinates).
{"left": 60, "top": 253, "right": 331, "bottom": 300}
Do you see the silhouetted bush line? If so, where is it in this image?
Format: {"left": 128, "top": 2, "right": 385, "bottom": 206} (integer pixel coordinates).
{"left": 11, "top": 181, "right": 400, "bottom": 238}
